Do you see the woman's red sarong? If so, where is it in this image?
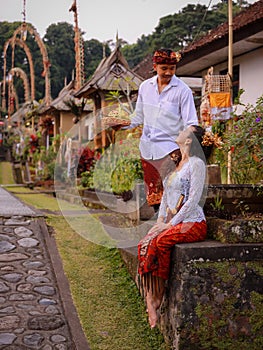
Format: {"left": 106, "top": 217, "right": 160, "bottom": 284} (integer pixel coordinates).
{"left": 138, "top": 220, "right": 207, "bottom": 281}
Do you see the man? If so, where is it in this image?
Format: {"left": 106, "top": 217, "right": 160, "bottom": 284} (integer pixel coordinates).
{"left": 126, "top": 48, "right": 199, "bottom": 211}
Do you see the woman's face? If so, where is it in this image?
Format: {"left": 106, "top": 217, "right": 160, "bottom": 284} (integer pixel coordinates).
{"left": 176, "top": 126, "right": 195, "bottom": 145}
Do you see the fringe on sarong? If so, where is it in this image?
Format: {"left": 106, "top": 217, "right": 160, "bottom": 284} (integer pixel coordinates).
{"left": 137, "top": 271, "right": 163, "bottom": 298}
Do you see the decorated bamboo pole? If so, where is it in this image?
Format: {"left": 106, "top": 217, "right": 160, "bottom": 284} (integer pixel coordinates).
{"left": 227, "top": 0, "right": 233, "bottom": 184}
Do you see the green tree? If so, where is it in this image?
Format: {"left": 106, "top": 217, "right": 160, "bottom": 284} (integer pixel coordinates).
{"left": 121, "top": 35, "right": 151, "bottom": 68}
{"left": 84, "top": 39, "right": 111, "bottom": 80}
{"left": 0, "top": 21, "right": 23, "bottom": 80}
{"left": 43, "top": 22, "right": 75, "bottom": 99}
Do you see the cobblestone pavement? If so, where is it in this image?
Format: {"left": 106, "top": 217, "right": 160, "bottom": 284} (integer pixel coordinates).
{"left": 0, "top": 187, "right": 90, "bottom": 350}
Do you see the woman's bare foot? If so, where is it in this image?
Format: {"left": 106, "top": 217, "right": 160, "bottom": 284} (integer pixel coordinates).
{"left": 143, "top": 276, "right": 165, "bottom": 328}
{"left": 146, "top": 294, "right": 159, "bottom": 328}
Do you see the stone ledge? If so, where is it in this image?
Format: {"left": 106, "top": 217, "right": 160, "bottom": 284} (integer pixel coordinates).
{"left": 173, "top": 240, "right": 263, "bottom": 263}
{"left": 206, "top": 217, "right": 263, "bottom": 243}
{"left": 119, "top": 246, "right": 138, "bottom": 281}
{"left": 119, "top": 240, "right": 263, "bottom": 283}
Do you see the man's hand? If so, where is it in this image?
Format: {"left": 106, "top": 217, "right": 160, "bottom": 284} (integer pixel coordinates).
{"left": 111, "top": 125, "right": 123, "bottom": 131}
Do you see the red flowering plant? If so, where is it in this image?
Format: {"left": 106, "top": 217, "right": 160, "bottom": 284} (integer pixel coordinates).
{"left": 29, "top": 134, "right": 39, "bottom": 154}
{"left": 77, "top": 146, "right": 96, "bottom": 178}
{"left": 17, "top": 133, "right": 40, "bottom": 163}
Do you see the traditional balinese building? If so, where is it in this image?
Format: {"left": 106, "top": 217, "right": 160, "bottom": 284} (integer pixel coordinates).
{"left": 74, "top": 43, "right": 144, "bottom": 150}
{"left": 39, "top": 80, "right": 92, "bottom": 144}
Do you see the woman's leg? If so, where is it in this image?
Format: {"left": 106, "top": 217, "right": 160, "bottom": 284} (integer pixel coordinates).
{"left": 146, "top": 275, "right": 165, "bottom": 328}
{"left": 145, "top": 221, "right": 207, "bottom": 327}
{"left": 138, "top": 221, "right": 207, "bottom": 328}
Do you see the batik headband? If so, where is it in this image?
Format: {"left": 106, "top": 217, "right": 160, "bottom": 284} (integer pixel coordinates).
{"left": 153, "top": 50, "right": 181, "bottom": 64}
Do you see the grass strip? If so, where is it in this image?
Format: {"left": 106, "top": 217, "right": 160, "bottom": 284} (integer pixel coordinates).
{"left": 0, "top": 161, "right": 15, "bottom": 184}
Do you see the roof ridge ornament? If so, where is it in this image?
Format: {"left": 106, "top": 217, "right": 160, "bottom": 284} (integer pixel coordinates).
{"left": 116, "top": 30, "right": 120, "bottom": 48}
{"left": 110, "top": 63, "right": 124, "bottom": 77}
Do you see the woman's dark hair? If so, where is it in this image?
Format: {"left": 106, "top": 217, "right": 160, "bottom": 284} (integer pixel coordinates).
{"left": 189, "top": 125, "right": 213, "bottom": 160}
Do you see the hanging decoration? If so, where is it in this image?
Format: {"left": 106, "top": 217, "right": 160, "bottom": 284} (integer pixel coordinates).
{"left": 200, "top": 67, "right": 232, "bottom": 126}
{"left": 21, "top": 0, "right": 27, "bottom": 41}
{"left": 65, "top": 138, "right": 72, "bottom": 178}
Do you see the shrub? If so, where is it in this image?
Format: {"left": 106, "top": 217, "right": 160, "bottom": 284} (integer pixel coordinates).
{"left": 216, "top": 93, "right": 263, "bottom": 184}
{"left": 80, "top": 169, "right": 95, "bottom": 189}
{"left": 92, "top": 138, "right": 143, "bottom": 195}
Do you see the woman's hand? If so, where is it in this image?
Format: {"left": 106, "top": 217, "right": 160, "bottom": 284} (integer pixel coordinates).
{"left": 149, "top": 221, "right": 172, "bottom": 234}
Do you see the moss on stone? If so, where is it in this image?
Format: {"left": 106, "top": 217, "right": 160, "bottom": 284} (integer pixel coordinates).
{"left": 178, "top": 260, "right": 263, "bottom": 349}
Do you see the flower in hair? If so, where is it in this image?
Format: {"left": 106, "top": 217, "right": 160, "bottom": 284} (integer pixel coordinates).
{"left": 202, "top": 131, "right": 223, "bottom": 148}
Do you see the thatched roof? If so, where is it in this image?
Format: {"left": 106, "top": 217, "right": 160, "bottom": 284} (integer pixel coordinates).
{"left": 10, "top": 100, "right": 39, "bottom": 123}
{"left": 133, "top": 53, "right": 154, "bottom": 80}
{"left": 75, "top": 45, "right": 144, "bottom": 98}
{"left": 40, "top": 80, "right": 92, "bottom": 115}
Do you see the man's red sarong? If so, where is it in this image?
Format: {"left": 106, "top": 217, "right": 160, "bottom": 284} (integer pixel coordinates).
{"left": 141, "top": 158, "right": 164, "bottom": 206}
{"left": 138, "top": 220, "right": 207, "bottom": 281}
{"left": 141, "top": 150, "right": 181, "bottom": 207}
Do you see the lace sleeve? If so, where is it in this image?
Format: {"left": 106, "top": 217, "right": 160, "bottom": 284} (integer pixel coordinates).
{"left": 158, "top": 178, "right": 168, "bottom": 220}
{"left": 170, "top": 158, "right": 205, "bottom": 226}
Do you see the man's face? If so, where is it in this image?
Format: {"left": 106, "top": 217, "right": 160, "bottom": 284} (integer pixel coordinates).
{"left": 153, "top": 63, "right": 176, "bottom": 83}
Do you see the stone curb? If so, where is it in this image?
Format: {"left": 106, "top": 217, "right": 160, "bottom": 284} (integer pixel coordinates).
{"left": 0, "top": 186, "right": 90, "bottom": 350}
{"left": 38, "top": 218, "right": 90, "bottom": 350}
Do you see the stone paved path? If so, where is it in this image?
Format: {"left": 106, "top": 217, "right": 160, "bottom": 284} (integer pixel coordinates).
{"left": 0, "top": 187, "right": 90, "bottom": 349}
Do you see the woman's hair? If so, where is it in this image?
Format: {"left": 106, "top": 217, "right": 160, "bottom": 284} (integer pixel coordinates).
{"left": 189, "top": 125, "right": 213, "bottom": 160}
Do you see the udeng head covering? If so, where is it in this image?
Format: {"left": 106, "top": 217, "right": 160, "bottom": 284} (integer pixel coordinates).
{"left": 153, "top": 49, "right": 181, "bottom": 64}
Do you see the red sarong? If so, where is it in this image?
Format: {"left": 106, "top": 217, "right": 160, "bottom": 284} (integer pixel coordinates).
{"left": 141, "top": 150, "right": 181, "bottom": 206}
{"left": 141, "top": 158, "right": 164, "bottom": 206}
{"left": 138, "top": 221, "right": 207, "bottom": 280}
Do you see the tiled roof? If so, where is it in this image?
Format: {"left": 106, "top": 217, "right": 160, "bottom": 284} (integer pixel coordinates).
{"left": 182, "top": 0, "right": 263, "bottom": 54}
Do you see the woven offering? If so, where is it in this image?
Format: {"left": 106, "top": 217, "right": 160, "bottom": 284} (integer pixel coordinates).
{"left": 102, "top": 116, "right": 131, "bottom": 127}
{"left": 102, "top": 105, "right": 132, "bottom": 127}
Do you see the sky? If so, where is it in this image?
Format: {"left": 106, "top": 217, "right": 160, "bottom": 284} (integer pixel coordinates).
{"left": 0, "top": 0, "right": 257, "bottom": 44}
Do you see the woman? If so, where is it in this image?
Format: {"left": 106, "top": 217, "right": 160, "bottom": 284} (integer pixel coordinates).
{"left": 137, "top": 125, "right": 211, "bottom": 328}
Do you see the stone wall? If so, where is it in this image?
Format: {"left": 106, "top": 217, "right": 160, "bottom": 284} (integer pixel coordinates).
{"left": 120, "top": 241, "right": 263, "bottom": 350}
{"left": 161, "top": 241, "right": 263, "bottom": 349}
